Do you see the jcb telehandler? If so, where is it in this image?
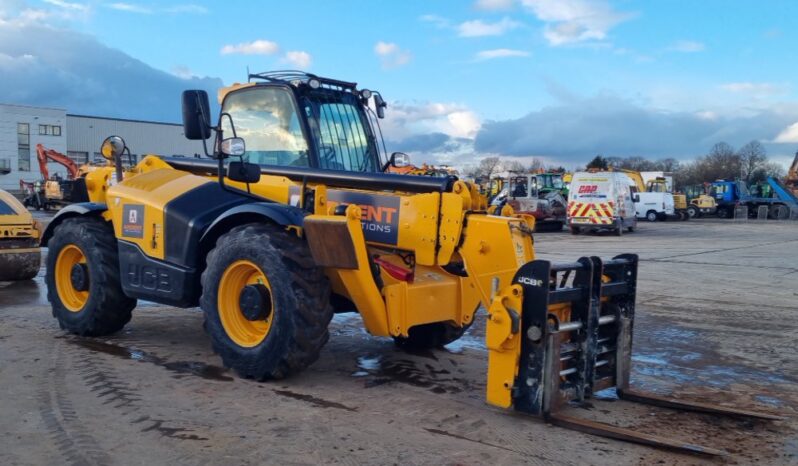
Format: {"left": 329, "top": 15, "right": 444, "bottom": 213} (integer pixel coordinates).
{"left": 42, "top": 71, "right": 781, "bottom": 455}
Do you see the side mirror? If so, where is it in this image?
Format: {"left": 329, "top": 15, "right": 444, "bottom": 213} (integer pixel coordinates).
{"left": 632, "top": 194, "right": 640, "bottom": 203}
{"left": 182, "top": 90, "right": 211, "bottom": 140}
{"left": 374, "top": 93, "right": 387, "bottom": 119}
{"left": 390, "top": 152, "right": 410, "bottom": 168}
{"left": 220, "top": 137, "right": 246, "bottom": 157}
{"left": 227, "top": 161, "right": 261, "bottom": 183}
{"left": 100, "top": 135, "right": 126, "bottom": 161}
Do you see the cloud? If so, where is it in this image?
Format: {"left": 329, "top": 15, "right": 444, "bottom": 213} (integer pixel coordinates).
{"left": 419, "top": 14, "right": 450, "bottom": 28}
{"left": 0, "top": 19, "right": 223, "bottom": 122}
{"left": 474, "top": 0, "right": 515, "bottom": 11}
{"left": 374, "top": 41, "right": 411, "bottom": 69}
{"left": 720, "top": 82, "right": 787, "bottom": 96}
{"left": 521, "top": 0, "right": 635, "bottom": 46}
{"left": 282, "top": 50, "right": 311, "bottom": 69}
{"left": 773, "top": 122, "right": 798, "bottom": 143}
{"left": 457, "top": 17, "right": 521, "bottom": 37}
{"left": 473, "top": 92, "right": 798, "bottom": 163}
{"left": 668, "top": 40, "right": 705, "bottom": 53}
{"left": 475, "top": 48, "right": 529, "bottom": 60}
{"left": 171, "top": 64, "right": 193, "bottom": 79}
{"left": 106, "top": 3, "right": 152, "bottom": 14}
{"left": 220, "top": 39, "right": 279, "bottom": 56}
{"left": 42, "top": 0, "right": 87, "bottom": 11}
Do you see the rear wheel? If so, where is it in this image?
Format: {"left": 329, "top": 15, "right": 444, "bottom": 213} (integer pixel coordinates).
{"left": 46, "top": 217, "right": 136, "bottom": 336}
{"left": 717, "top": 207, "right": 731, "bottom": 219}
{"left": 686, "top": 205, "right": 698, "bottom": 218}
{"left": 200, "top": 223, "right": 333, "bottom": 380}
{"left": 570, "top": 226, "right": 580, "bottom": 235}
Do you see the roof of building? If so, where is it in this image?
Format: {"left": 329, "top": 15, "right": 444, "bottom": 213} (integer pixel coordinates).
{"left": 0, "top": 102, "right": 66, "bottom": 112}
{"left": 66, "top": 113, "right": 183, "bottom": 127}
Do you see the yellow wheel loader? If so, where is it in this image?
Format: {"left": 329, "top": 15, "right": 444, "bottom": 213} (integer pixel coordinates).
{"left": 42, "top": 72, "right": 781, "bottom": 455}
{"left": 0, "top": 188, "right": 41, "bottom": 281}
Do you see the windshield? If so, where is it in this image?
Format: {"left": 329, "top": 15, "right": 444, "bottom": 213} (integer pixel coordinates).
{"left": 221, "top": 87, "right": 309, "bottom": 167}
{"left": 302, "top": 91, "right": 379, "bottom": 172}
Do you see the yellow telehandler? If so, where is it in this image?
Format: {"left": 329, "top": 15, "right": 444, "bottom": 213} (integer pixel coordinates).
{"left": 41, "top": 72, "right": 780, "bottom": 455}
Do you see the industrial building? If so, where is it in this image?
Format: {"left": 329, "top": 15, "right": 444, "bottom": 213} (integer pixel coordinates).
{"left": 0, "top": 103, "right": 200, "bottom": 191}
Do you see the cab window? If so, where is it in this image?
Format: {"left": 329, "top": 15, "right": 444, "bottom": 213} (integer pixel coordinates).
{"left": 221, "top": 87, "right": 309, "bottom": 167}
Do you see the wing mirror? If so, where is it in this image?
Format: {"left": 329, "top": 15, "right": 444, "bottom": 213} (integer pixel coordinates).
{"left": 182, "top": 90, "right": 212, "bottom": 140}
{"left": 390, "top": 152, "right": 410, "bottom": 168}
{"left": 374, "top": 93, "right": 387, "bottom": 119}
{"left": 100, "top": 135, "right": 126, "bottom": 161}
{"left": 220, "top": 137, "right": 246, "bottom": 157}
{"left": 632, "top": 194, "right": 640, "bottom": 203}
{"left": 227, "top": 161, "right": 261, "bottom": 183}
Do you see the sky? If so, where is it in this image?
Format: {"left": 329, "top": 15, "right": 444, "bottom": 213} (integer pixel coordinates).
{"left": 1, "top": 0, "right": 798, "bottom": 171}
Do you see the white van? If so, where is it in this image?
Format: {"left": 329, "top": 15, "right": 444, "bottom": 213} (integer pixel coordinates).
{"left": 567, "top": 171, "right": 638, "bottom": 236}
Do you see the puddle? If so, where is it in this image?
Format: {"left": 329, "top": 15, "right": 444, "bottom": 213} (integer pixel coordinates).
{"left": 68, "top": 338, "right": 233, "bottom": 381}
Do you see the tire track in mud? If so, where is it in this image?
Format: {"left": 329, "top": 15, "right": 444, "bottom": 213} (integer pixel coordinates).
{"left": 38, "top": 348, "right": 111, "bottom": 466}
{"left": 58, "top": 337, "right": 210, "bottom": 443}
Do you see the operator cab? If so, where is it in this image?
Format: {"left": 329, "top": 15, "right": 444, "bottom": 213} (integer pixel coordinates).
{"left": 182, "top": 71, "right": 398, "bottom": 175}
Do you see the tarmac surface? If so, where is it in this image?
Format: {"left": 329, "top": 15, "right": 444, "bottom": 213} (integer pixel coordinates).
{"left": 1, "top": 215, "right": 797, "bottom": 465}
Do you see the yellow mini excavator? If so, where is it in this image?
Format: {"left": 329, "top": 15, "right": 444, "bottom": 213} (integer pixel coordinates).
{"left": 0, "top": 188, "right": 41, "bottom": 281}
{"left": 41, "top": 71, "right": 781, "bottom": 455}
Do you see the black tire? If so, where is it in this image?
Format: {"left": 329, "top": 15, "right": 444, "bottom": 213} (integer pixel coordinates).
{"left": 200, "top": 223, "right": 333, "bottom": 380}
{"left": 645, "top": 210, "right": 658, "bottom": 222}
{"left": 570, "top": 226, "right": 580, "bottom": 235}
{"left": 717, "top": 207, "right": 731, "bottom": 219}
{"left": 627, "top": 226, "right": 634, "bottom": 233}
{"left": 394, "top": 321, "right": 472, "bottom": 351}
{"left": 46, "top": 217, "right": 136, "bottom": 336}
{"left": 686, "top": 205, "right": 698, "bottom": 218}
{"left": 615, "top": 220, "right": 624, "bottom": 236}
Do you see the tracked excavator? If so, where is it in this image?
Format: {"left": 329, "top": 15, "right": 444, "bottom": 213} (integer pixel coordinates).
{"left": 20, "top": 144, "right": 91, "bottom": 210}
{"left": 41, "top": 71, "right": 782, "bottom": 455}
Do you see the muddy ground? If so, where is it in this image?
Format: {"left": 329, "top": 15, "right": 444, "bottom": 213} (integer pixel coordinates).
{"left": 1, "top": 217, "right": 797, "bottom": 465}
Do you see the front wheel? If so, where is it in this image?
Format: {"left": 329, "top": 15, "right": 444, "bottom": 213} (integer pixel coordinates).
{"left": 46, "top": 217, "right": 136, "bottom": 336}
{"left": 646, "top": 210, "right": 658, "bottom": 222}
{"left": 200, "top": 223, "right": 333, "bottom": 380}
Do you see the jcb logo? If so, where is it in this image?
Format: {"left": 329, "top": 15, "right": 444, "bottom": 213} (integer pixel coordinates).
{"left": 517, "top": 276, "right": 543, "bottom": 287}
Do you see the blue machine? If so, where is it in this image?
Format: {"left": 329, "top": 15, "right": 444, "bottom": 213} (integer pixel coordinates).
{"left": 710, "top": 178, "right": 797, "bottom": 219}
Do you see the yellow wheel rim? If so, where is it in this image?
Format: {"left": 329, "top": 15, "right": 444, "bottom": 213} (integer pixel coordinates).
{"left": 55, "top": 244, "right": 89, "bottom": 312}
{"left": 218, "top": 260, "right": 274, "bottom": 348}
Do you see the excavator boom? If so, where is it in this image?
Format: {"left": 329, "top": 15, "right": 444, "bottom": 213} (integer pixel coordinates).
{"left": 35, "top": 143, "right": 80, "bottom": 180}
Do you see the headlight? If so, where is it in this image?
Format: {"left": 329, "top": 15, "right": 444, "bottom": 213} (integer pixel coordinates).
{"left": 307, "top": 78, "right": 321, "bottom": 89}
{"left": 360, "top": 89, "right": 372, "bottom": 99}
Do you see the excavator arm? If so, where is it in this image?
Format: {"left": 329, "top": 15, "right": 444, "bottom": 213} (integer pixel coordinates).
{"left": 35, "top": 144, "right": 80, "bottom": 180}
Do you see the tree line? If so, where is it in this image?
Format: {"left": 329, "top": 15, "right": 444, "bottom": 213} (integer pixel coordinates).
{"left": 467, "top": 140, "right": 786, "bottom": 190}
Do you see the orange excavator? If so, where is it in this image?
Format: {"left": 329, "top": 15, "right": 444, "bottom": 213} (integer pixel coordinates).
{"left": 20, "top": 144, "right": 90, "bottom": 210}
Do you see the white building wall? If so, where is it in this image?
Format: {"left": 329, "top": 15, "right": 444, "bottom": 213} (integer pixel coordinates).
{"left": 0, "top": 103, "right": 68, "bottom": 190}
{"left": 66, "top": 115, "right": 201, "bottom": 165}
